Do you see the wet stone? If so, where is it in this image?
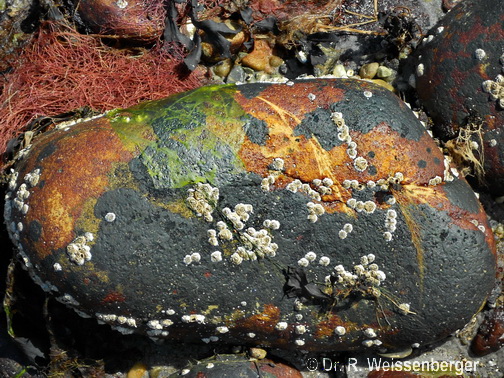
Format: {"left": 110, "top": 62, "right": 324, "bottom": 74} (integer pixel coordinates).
{"left": 413, "top": 0, "right": 504, "bottom": 194}
{"left": 4, "top": 79, "right": 496, "bottom": 352}
{"left": 226, "top": 64, "right": 246, "bottom": 84}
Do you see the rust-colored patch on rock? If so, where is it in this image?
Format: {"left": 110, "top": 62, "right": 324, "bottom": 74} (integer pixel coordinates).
{"left": 21, "top": 118, "right": 134, "bottom": 260}
{"left": 101, "top": 290, "right": 127, "bottom": 305}
{"left": 234, "top": 304, "right": 281, "bottom": 335}
{"left": 315, "top": 313, "right": 357, "bottom": 339}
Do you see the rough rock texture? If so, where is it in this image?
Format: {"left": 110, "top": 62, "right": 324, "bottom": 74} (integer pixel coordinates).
{"left": 0, "top": 0, "right": 37, "bottom": 72}
{"left": 77, "top": 0, "right": 165, "bottom": 43}
{"left": 4, "top": 79, "right": 496, "bottom": 353}
{"left": 413, "top": 0, "right": 504, "bottom": 194}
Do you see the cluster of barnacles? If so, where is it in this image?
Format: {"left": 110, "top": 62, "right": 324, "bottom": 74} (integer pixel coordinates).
{"left": 67, "top": 233, "right": 94, "bottom": 265}
{"left": 185, "top": 182, "right": 281, "bottom": 265}
{"left": 342, "top": 172, "right": 404, "bottom": 193}
{"left": 322, "top": 254, "right": 414, "bottom": 316}
{"left": 186, "top": 182, "right": 219, "bottom": 222}
{"left": 327, "top": 254, "right": 387, "bottom": 289}
{"left": 261, "top": 157, "right": 284, "bottom": 191}
{"left": 482, "top": 54, "right": 504, "bottom": 108}
{"left": 332, "top": 111, "right": 369, "bottom": 172}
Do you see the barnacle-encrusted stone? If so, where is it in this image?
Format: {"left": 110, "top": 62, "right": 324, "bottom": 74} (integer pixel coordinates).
{"left": 4, "top": 79, "right": 496, "bottom": 352}
{"left": 413, "top": 0, "right": 504, "bottom": 194}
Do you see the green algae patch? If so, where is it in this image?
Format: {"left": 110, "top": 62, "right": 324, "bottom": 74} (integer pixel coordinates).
{"left": 133, "top": 84, "right": 250, "bottom": 189}
{"left": 107, "top": 111, "right": 157, "bottom": 156}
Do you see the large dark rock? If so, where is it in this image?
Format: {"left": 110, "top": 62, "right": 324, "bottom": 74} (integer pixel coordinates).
{"left": 412, "top": 0, "right": 504, "bottom": 194}
{"left": 4, "top": 79, "right": 496, "bottom": 352}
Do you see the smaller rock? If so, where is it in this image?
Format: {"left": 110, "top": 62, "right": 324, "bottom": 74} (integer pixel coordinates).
{"left": 359, "top": 62, "right": 379, "bottom": 79}
{"left": 471, "top": 307, "right": 504, "bottom": 356}
{"left": 332, "top": 64, "right": 348, "bottom": 78}
{"left": 269, "top": 55, "right": 284, "bottom": 68}
{"left": 376, "top": 66, "right": 393, "bottom": 79}
{"left": 241, "top": 40, "right": 275, "bottom": 73}
{"left": 370, "top": 79, "right": 395, "bottom": 92}
{"left": 249, "top": 347, "right": 267, "bottom": 359}
{"left": 213, "top": 59, "right": 232, "bottom": 79}
{"left": 127, "top": 361, "right": 149, "bottom": 378}
{"left": 226, "top": 64, "right": 246, "bottom": 83}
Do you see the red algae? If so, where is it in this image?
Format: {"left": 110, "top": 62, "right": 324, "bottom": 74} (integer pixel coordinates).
{"left": 0, "top": 22, "right": 206, "bottom": 164}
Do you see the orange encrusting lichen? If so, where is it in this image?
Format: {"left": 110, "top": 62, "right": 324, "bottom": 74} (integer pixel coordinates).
{"left": 20, "top": 119, "right": 134, "bottom": 260}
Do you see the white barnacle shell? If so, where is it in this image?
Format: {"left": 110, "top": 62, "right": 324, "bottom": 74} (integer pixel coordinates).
{"left": 269, "top": 220, "right": 280, "bottom": 230}
{"left": 230, "top": 252, "right": 243, "bottom": 265}
{"left": 474, "top": 48, "right": 486, "bottom": 61}
{"left": 343, "top": 223, "right": 353, "bottom": 233}
{"left": 190, "top": 252, "right": 201, "bottom": 263}
{"left": 364, "top": 328, "right": 377, "bottom": 338}
{"left": 181, "top": 315, "right": 191, "bottom": 323}
{"left": 347, "top": 148, "right": 358, "bottom": 159}
{"left": 208, "top": 236, "right": 219, "bottom": 246}
{"left": 342, "top": 179, "right": 351, "bottom": 189}
{"left": 275, "top": 322, "right": 288, "bottom": 331}
{"left": 21, "top": 204, "right": 29, "bottom": 215}
{"left": 368, "top": 263, "right": 379, "bottom": 271}
{"left": 104, "top": 212, "right": 116, "bottom": 222}
{"left": 305, "top": 251, "right": 317, "bottom": 262}
{"left": 334, "top": 326, "right": 346, "bottom": 336}
{"left": 161, "top": 319, "right": 174, "bottom": 327}
{"left": 322, "top": 177, "right": 334, "bottom": 187}
{"left": 416, "top": 63, "right": 425, "bottom": 77}
{"left": 218, "top": 228, "right": 233, "bottom": 240}
{"left": 312, "top": 203, "right": 325, "bottom": 216}
{"left": 216, "top": 326, "right": 229, "bottom": 334}
{"left": 354, "top": 264, "right": 365, "bottom": 275}
{"left": 355, "top": 201, "right": 365, "bottom": 212}
{"left": 319, "top": 256, "right": 330, "bottom": 266}
{"left": 295, "top": 325, "right": 307, "bottom": 334}
{"left": 374, "top": 270, "right": 386, "bottom": 281}
{"left": 386, "top": 209, "right": 397, "bottom": 219}
{"left": 148, "top": 320, "right": 163, "bottom": 330}
{"left": 297, "top": 257, "right": 309, "bottom": 267}
{"left": 363, "top": 201, "right": 376, "bottom": 214}
{"left": 334, "top": 264, "right": 345, "bottom": 273}
{"left": 383, "top": 232, "right": 393, "bottom": 241}
{"left": 271, "top": 157, "right": 285, "bottom": 171}
{"left": 193, "top": 314, "right": 206, "bottom": 324}
{"left": 346, "top": 198, "right": 357, "bottom": 209}
{"left": 362, "top": 339, "right": 374, "bottom": 347}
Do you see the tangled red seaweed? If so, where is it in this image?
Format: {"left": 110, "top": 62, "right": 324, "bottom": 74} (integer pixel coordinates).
{"left": 0, "top": 22, "right": 206, "bottom": 162}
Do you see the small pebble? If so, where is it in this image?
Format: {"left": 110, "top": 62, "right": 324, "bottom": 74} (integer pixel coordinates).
{"left": 359, "top": 62, "right": 379, "bottom": 79}
{"left": 249, "top": 347, "right": 267, "bottom": 359}
{"left": 376, "top": 66, "right": 392, "bottom": 79}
